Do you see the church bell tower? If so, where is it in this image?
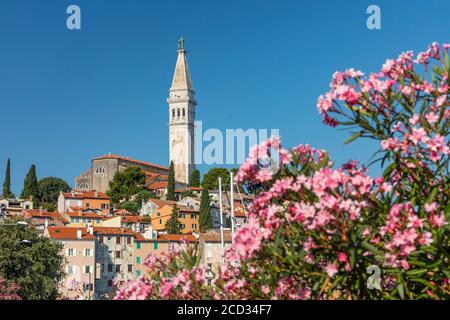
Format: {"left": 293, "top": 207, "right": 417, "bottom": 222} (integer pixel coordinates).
{"left": 167, "top": 37, "right": 196, "bottom": 185}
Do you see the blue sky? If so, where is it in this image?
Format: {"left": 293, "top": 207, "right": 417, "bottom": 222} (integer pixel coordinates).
{"left": 0, "top": 0, "right": 449, "bottom": 195}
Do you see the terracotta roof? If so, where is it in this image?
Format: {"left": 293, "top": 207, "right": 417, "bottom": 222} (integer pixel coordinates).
{"left": 67, "top": 212, "right": 104, "bottom": 219}
{"left": 158, "top": 234, "right": 197, "bottom": 242}
{"left": 121, "top": 215, "right": 144, "bottom": 223}
{"left": 93, "top": 227, "right": 136, "bottom": 236}
{"left": 62, "top": 191, "right": 110, "bottom": 200}
{"left": 147, "top": 181, "right": 168, "bottom": 190}
{"left": 47, "top": 227, "right": 95, "bottom": 240}
{"left": 159, "top": 204, "right": 199, "bottom": 213}
{"left": 199, "top": 232, "right": 232, "bottom": 243}
{"left": 148, "top": 199, "right": 177, "bottom": 208}
{"left": 94, "top": 154, "right": 169, "bottom": 171}
{"left": 22, "top": 209, "right": 61, "bottom": 219}
{"left": 187, "top": 187, "right": 202, "bottom": 191}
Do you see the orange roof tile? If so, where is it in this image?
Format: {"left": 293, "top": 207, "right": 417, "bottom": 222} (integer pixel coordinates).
{"left": 47, "top": 227, "right": 95, "bottom": 240}
{"left": 148, "top": 199, "right": 177, "bottom": 207}
{"left": 158, "top": 234, "right": 197, "bottom": 242}
{"left": 147, "top": 181, "right": 168, "bottom": 190}
{"left": 93, "top": 227, "right": 136, "bottom": 236}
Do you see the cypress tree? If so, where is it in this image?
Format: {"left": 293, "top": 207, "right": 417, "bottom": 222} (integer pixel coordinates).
{"left": 166, "top": 161, "right": 176, "bottom": 200}
{"left": 199, "top": 188, "right": 213, "bottom": 232}
{"left": 21, "top": 164, "right": 39, "bottom": 202}
{"left": 189, "top": 169, "right": 201, "bottom": 187}
{"left": 165, "top": 204, "right": 182, "bottom": 234}
{"left": 2, "top": 158, "right": 13, "bottom": 198}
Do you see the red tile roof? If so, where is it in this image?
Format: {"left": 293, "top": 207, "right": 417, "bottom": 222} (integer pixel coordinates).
{"left": 158, "top": 234, "right": 197, "bottom": 242}
{"left": 121, "top": 215, "right": 144, "bottom": 223}
{"left": 67, "top": 212, "right": 104, "bottom": 219}
{"left": 148, "top": 199, "right": 177, "bottom": 208}
{"left": 47, "top": 227, "right": 95, "bottom": 240}
{"left": 147, "top": 181, "right": 168, "bottom": 190}
{"left": 94, "top": 154, "right": 169, "bottom": 171}
{"left": 93, "top": 227, "right": 136, "bottom": 236}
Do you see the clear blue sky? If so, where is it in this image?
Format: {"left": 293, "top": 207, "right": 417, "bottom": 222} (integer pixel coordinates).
{"left": 0, "top": 0, "right": 449, "bottom": 195}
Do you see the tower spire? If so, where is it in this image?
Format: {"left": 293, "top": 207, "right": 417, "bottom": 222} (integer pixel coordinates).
{"left": 171, "top": 37, "right": 194, "bottom": 92}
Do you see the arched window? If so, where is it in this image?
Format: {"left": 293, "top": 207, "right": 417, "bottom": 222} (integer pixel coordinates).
{"left": 96, "top": 166, "right": 106, "bottom": 174}
{"left": 177, "top": 109, "right": 180, "bottom": 117}
{"left": 79, "top": 182, "right": 89, "bottom": 190}
{"left": 182, "top": 108, "right": 185, "bottom": 117}
{"left": 172, "top": 109, "right": 175, "bottom": 118}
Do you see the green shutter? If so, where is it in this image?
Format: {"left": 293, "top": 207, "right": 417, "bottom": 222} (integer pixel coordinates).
{"left": 136, "top": 242, "right": 141, "bottom": 249}
{"left": 153, "top": 242, "right": 158, "bottom": 250}
{"left": 136, "top": 256, "right": 141, "bottom": 264}
{"left": 136, "top": 270, "right": 141, "bottom": 277}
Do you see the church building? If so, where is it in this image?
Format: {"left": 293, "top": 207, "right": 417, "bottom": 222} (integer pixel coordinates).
{"left": 74, "top": 38, "right": 197, "bottom": 193}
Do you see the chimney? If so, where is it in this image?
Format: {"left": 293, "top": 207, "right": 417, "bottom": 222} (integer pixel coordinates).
{"left": 76, "top": 229, "right": 82, "bottom": 239}
{"left": 94, "top": 191, "right": 98, "bottom": 198}
{"left": 87, "top": 226, "right": 94, "bottom": 235}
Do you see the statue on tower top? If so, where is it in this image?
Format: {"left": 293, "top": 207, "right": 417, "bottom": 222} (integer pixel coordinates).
{"left": 178, "top": 37, "right": 185, "bottom": 51}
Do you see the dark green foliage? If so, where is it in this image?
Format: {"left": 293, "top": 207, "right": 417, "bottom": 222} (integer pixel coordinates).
{"left": 201, "top": 168, "right": 232, "bottom": 191}
{"left": 21, "top": 165, "right": 39, "bottom": 204}
{"left": 165, "top": 204, "right": 182, "bottom": 234}
{"left": 107, "top": 166, "right": 146, "bottom": 206}
{"left": 189, "top": 169, "right": 201, "bottom": 187}
{"left": 199, "top": 189, "right": 212, "bottom": 232}
{"left": 166, "top": 161, "right": 176, "bottom": 201}
{"left": 0, "top": 218, "right": 65, "bottom": 299}
{"left": 120, "top": 201, "right": 140, "bottom": 214}
{"left": 37, "top": 177, "right": 70, "bottom": 210}
{"left": 2, "top": 158, "right": 14, "bottom": 198}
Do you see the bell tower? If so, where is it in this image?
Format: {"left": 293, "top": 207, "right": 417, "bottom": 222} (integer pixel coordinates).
{"left": 167, "top": 37, "right": 196, "bottom": 185}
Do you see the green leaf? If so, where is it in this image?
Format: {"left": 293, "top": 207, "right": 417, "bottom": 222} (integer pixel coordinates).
{"left": 343, "top": 131, "right": 364, "bottom": 145}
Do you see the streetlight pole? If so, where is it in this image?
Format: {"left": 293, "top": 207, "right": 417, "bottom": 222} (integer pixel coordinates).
{"left": 218, "top": 177, "right": 224, "bottom": 264}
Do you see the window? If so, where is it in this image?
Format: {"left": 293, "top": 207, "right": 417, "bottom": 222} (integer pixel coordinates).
{"left": 153, "top": 242, "right": 159, "bottom": 250}
{"left": 84, "top": 265, "right": 91, "bottom": 274}
{"left": 108, "top": 280, "right": 113, "bottom": 287}
{"left": 177, "top": 109, "right": 180, "bottom": 117}
{"left": 179, "top": 213, "right": 185, "bottom": 219}
{"left": 192, "top": 224, "right": 197, "bottom": 229}
{"left": 127, "top": 237, "right": 131, "bottom": 245}
{"left": 84, "top": 248, "right": 91, "bottom": 257}
{"left": 79, "top": 182, "right": 89, "bottom": 190}
{"left": 136, "top": 242, "right": 141, "bottom": 249}
{"left": 128, "top": 265, "right": 133, "bottom": 272}
{"left": 182, "top": 108, "right": 185, "bottom": 117}
{"left": 179, "top": 224, "right": 185, "bottom": 229}
{"left": 115, "top": 251, "right": 121, "bottom": 258}
{"left": 96, "top": 219, "right": 101, "bottom": 223}
{"left": 82, "top": 218, "right": 87, "bottom": 223}
{"left": 67, "top": 265, "right": 75, "bottom": 274}
{"left": 96, "top": 166, "right": 106, "bottom": 174}
{"left": 99, "top": 236, "right": 104, "bottom": 244}
{"left": 116, "top": 237, "right": 121, "bottom": 245}
{"left": 159, "top": 219, "right": 162, "bottom": 224}
{"left": 116, "top": 265, "right": 121, "bottom": 272}
{"left": 85, "top": 203, "right": 90, "bottom": 208}
{"left": 157, "top": 212, "right": 160, "bottom": 217}
{"left": 172, "top": 109, "right": 175, "bottom": 118}
{"left": 107, "top": 264, "right": 113, "bottom": 272}
{"left": 101, "top": 203, "right": 109, "bottom": 209}
{"left": 136, "top": 256, "right": 141, "bottom": 264}
{"left": 67, "top": 248, "right": 75, "bottom": 257}
{"left": 191, "top": 214, "right": 196, "bottom": 219}
{"left": 83, "top": 283, "right": 93, "bottom": 291}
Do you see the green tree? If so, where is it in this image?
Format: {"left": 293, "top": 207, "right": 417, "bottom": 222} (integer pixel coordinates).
{"left": 0, "top": 218, "right": 65, "bottom": 299}
{"left": 165, "top": 205, "right": 182, "bottom": 234}
{"left": 189, "top": 169, "right": 201, "bottom": 187}
{"left": 38, "top": 177, "right": 70, "bottom": 210}
{"left": 201, "top": 168, "right": 231, "bottom": 191}
{"left": 199, "top": 188, "right": 212, "bottom": 232}
{"left": 120, "top": 201, "right": 140, "bottom": 214}
{"left": 21, "top": 165, "right": 39, "bottom": 204}
{"left": 134, "top": 190, "right": 154, "bottom": 205}
{"left": 107, "top": 166, "right": 146, "bottom": 206}
{"left": 166, "top": 161, "right": 176, "bottom": 201}
{"left": 2, "top": 158, "right": 14, "bottom": 198}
